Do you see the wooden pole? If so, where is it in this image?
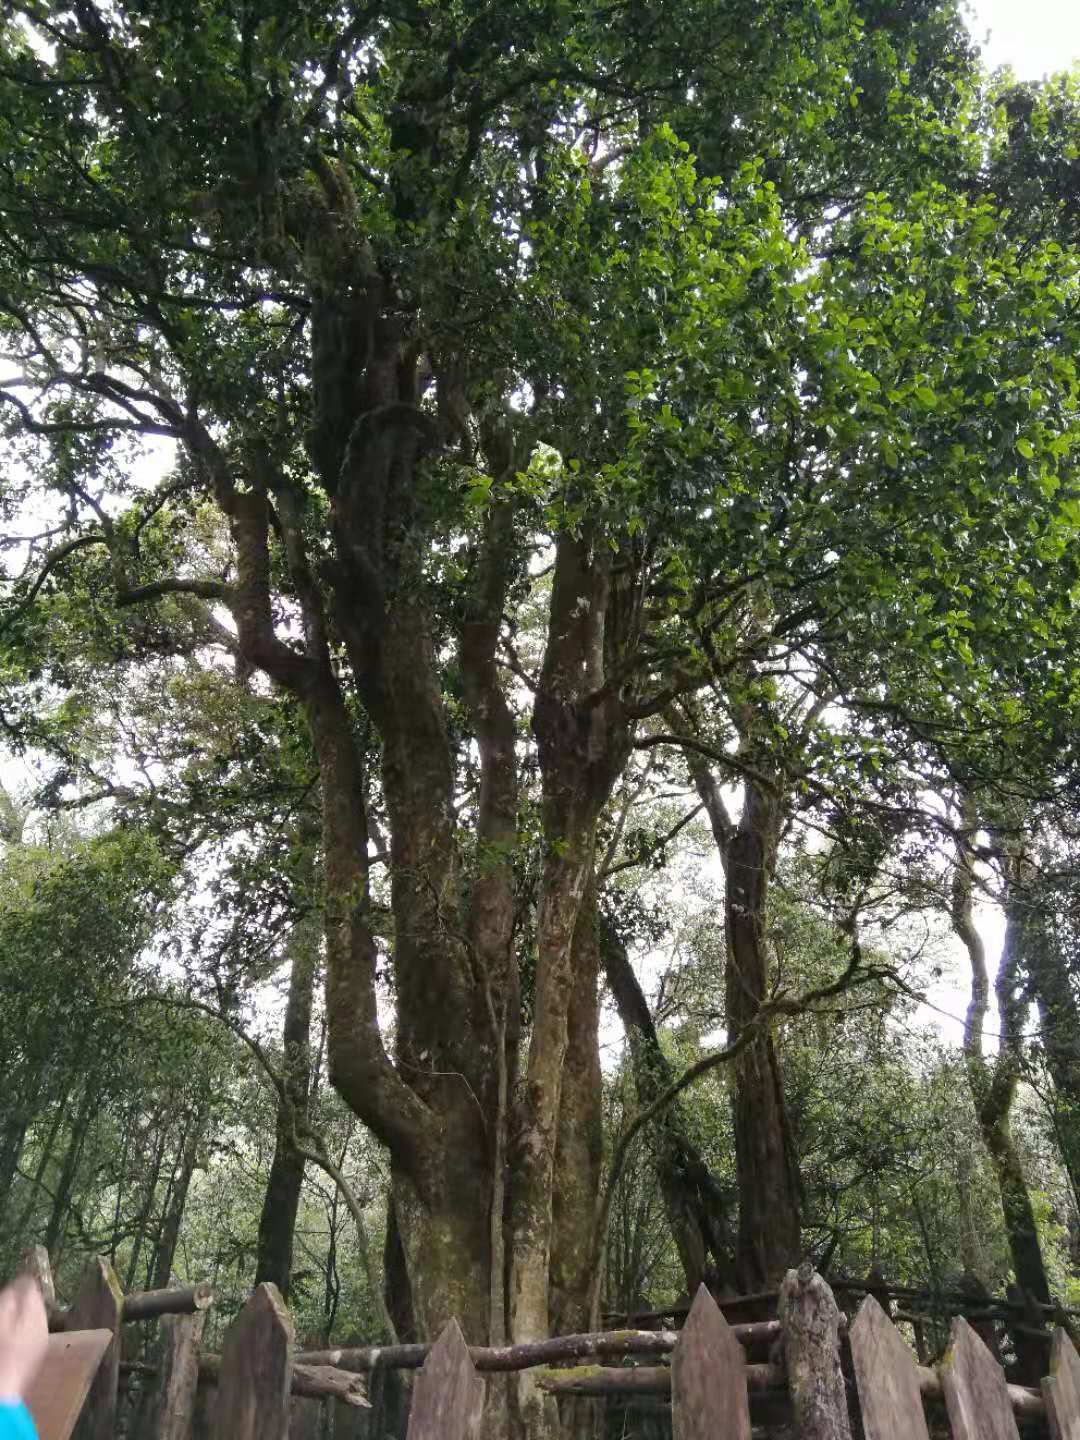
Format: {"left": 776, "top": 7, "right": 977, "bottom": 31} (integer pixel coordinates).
{"left": 779, "top": 1263, "right": 853, "bottom": 1440}
{"left": 537, "top": 1362, "right": 784, "bottom": 1396}
{"left": 125, "top": 1282, "right": 215, "bottom": 1323}
{"left": 297, "top": 1319, "right": 779, "bottom": 1372}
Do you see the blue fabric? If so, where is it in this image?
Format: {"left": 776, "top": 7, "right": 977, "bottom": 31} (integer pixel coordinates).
{"left": 0, "top": 1401, "right": 37, "bottom": 1440}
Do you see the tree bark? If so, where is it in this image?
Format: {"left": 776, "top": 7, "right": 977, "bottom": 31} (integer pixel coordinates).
{"left": 600, "top": 913, "right": 737, "bottom": 1295}
{"left": 44, "top": 1082, "right": 97, "bottom": 1257}
{"left": 779, "top": 1263, "right": 852, "bottom": 1440}
{"left": 255, "top": 916, "right": 320, "bottom": 1300}
{"left": 725, "top": 775, "right": 801, "bottom": 1292}
{"left": 150, "top": 1111, "right": 204, "bottom": 1291}
{"left": 951, "top": 810, "right": 1050, "bottom": 1378}
{"left": 1025, "top": 915, "right": 1080, "bottom": 1204}
{"left": 550, "top": 883, "right": 604, "bottom": 1338}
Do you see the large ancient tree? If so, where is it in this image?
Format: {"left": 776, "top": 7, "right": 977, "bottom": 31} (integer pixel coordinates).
{"left": 2, "top": 4, "right": 1080, "bottom": 1436}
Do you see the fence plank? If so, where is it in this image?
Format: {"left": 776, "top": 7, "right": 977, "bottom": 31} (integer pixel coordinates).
{"left": 939, "top": 1316, "right": 1019, "bottom": 1440}
{"left": 211, "top": 1283, "right": 293, "bottom": 1440}
{"left": 849, "top": 1294, "right": 930, "bottom": 1440}
{"left": 289, "top": 1396, "right": 324, "bottom": 1438}
{"left": 68, "top": 1257, "right": 123, "bottom": 1440}
{"left": 672, "top": 1284, "right": 751, "bottom": 1440}
{"left": 1043, "top": 1327, "right": 1080, "bottom": 1440}
{"left": 406, "top": 1320, "right": 484, "bottom": 1440}
{"left": 151, "top": 1311, "right": 206, "bottom": 1440}
{"left": 779, "top": 1264, "right": 853, "bottom": 1440}
{"left": 25, "top": 1330, "right": 112, "bottom": 1440}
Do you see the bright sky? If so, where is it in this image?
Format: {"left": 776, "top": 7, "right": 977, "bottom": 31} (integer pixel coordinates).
{"left": 969, "top": 0, "right": 1080, "bottom": 77}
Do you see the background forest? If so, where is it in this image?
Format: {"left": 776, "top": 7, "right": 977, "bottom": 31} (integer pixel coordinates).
{"left": 1, "top": 0, "right": 1080, "bottom": 1437}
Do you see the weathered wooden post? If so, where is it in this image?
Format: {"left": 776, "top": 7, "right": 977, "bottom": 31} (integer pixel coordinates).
{"left": 211, "top": 1283, "right": 293, "bottom": 1440}
{"left": 18, "top": 1245, "right": 57, "bottom": 1317}
{"left": 69, "top": 1257, "right": 123, "bottom": 1440}
{"left": 150, "top": 1311, "right": 206, "bottom": 1440}
{"left": 939, "top": 1315, "right": 1019, "bottom": 1440}
{"left": 779, "top": 1263, "right": 853, "bottom": 1440}
{"left": 1042, "top": 1327, "right": 1080, "bottom": 1440}
{"left": 671, "top": 1284, "right": 751, "bottom": 1440}
{"left": 405, "top": 1320, "right": 484, "bottom": 1440}
{"left": 849, "top": 1294, "right": 930, "bottom": 1440}
{"left": 289, "top": 1396, "right": 325, "bottom": 1438}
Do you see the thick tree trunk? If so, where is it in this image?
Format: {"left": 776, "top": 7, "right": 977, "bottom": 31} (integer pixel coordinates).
{"left": 510, "top": 532, "right": 633, "bottom": 1439}
{"left": 549, "top": 887, "right": 604, "bottom": 1440}
{"left": 725, "top": 777, "right": 801, "bottom": 1292}
{"left": 1026, "top": 920, "right": 1080, "bottom": 1203}
{"left": 600, "top": 913, "right": 737, "bottom": 1295}
{"left": 255, "top": 918, "right": 320, "bottom": 1299}
{"left": 550, "top": 885, "right": 604, "bottom": 1337}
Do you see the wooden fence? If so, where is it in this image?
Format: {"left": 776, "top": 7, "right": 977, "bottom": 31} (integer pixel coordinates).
{"left": 13, "top": 1247, "right": 1080, "bottom": 1440}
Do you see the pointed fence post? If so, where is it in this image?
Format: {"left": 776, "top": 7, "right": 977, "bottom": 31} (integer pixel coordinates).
{"left": 1043, "top": 1327, "right": 1080, "bottom": 1440}
{"left": 211, "top": 1283, "right": 293, "bottom": 1440}
{"left": 671, "top": 1285, "right": 751, "bottom": 1440}
{"left": 849, "top": 1294, "right": 930, "bottom": 1440}
{"left": 151, "top": 1311, "right": 206, "bottom": 1440}
{"left": 68, "top": 1257, "right": 123, "bottom": 1440}
{"left": 406, "top": 1320, "right": 484, "bottom": 1440}
{"left": 939, "top": 1316, "right": 1019, "bottom": 1440}
{"left": 779, "top": 1263, "right": 853, "bottom": 1440}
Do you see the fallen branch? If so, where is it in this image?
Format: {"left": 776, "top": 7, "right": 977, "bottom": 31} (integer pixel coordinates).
{"left": 536, "top": 1362, "right": 784, "bottom": 1396}
{"left": 297, "top": 1321, "right": 779, "bottom": 1374}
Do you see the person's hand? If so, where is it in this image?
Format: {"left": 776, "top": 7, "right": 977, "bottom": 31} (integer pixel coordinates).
{"left": 0, "top": 1277, "right": 49, "bottom": 1403}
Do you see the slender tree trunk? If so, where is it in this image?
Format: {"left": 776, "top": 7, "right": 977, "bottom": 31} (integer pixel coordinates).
{"left": 254, "top": 916, "right": 320, "bottom": 1300}
{"left": 0, "top": 1112, "right": 29, "bottom": 1236}
{"left": 124, "top": 1124, "right": 168, "bottom": 1291}
{"left": 44, "top": 1083, "right": 97, "bottom": 1256}
{"left": 725, "top": 776, "right": 801, "bottom": 1292}
{"left": 600, "top": 913, "right": 736, "bottom": 1295}
{"left": 11, "top": 1094, "right": 70, "bottom": 1242}
{"left": 952, "top": 813, "right": 1050, "bottom": 1377}
{"left": 149, "top": 1111, "right": 204, "bottom": 1290}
